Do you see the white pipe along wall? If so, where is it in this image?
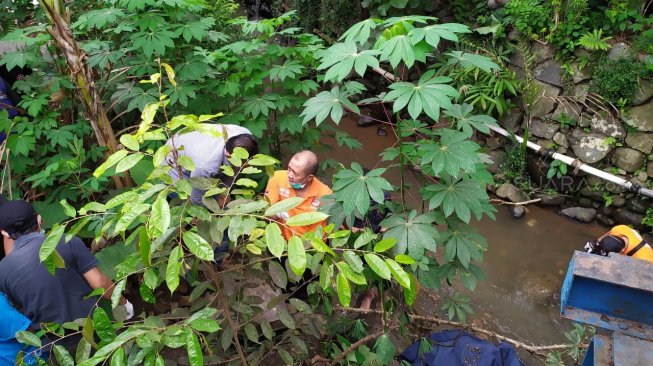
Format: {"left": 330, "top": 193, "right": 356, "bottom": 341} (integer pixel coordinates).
{"left": 486, "top": 124, "right": 653, "bottom": 199}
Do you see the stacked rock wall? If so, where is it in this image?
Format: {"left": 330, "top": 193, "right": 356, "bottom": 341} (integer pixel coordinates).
{"left": 484, "top": 42, "right": 653, "bottom": 235}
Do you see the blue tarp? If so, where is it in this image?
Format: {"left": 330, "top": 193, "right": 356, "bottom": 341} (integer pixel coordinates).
{"left": 400, "top": 330, "right": 523, "bottom": 366}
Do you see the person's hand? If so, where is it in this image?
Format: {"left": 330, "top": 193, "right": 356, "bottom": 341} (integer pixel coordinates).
{"left": 124, "top": 300, "right": 135, "bottom": 320}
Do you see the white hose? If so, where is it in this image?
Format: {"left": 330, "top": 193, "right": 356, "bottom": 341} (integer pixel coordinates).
{"left": 487, "top": 124, "right": 653, "bottom": 199}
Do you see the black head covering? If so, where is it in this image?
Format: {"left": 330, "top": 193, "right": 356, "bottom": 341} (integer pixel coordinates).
{"left": 0, "top": 200, "right": 38, "bottom": 236}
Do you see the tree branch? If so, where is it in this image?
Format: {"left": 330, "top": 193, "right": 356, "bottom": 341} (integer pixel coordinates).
{"left": 336, "top": 307, "right": 572, "bottom": 357}
{"left": 327, "top": 330, "right": 386, "bottom": 366}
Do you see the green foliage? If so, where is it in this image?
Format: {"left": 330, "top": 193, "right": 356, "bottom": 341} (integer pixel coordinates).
{"left": 590, "top": 59, "right": 644, "bottom": 105}
{"left": 545, "top": 323, "right": 595, "bottom": 365}
{"left": 557, "top": 113, "right": 577, "bottom": 129}
{"left": 308, "top": 16, "right": 496, "bottom": 303}
{"left": 7, "top": 7, "right": 503, "bottom": 364}
{"left": 577, "top": 29, "right": 612, "bottom": 51}
{"left": 500, "top": 134, "right": 530, "bottom": 189}
{"left": 546, "top": 159, "right": 568, "bottom": 179}
{"left": 642, "top": 208, "right": 653, "bottom": 231}
{"left": 503, "top": 0, "right": 551, "bottom": 40}
{"left": 360, "top": 0, "right": 437, "bottom": 17}
{"left": 441, "top": 292, "right": 473, "bottom": 323}
{"left": 0, "top": 0, "right": 36, "bottom": 33}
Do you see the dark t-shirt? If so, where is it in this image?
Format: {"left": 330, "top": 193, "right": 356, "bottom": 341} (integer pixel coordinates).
{"left": 0, "top": 232, "right": 99, "bottom": 326}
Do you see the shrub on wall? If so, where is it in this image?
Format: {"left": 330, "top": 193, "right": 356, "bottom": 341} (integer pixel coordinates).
{"left": 590, "top": 58, "right": 644, "bottom": 106}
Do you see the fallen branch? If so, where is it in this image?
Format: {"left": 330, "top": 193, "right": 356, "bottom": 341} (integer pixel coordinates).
{"left": 336, "top": 307, "right": 571, "bottom": 357}
{"left": 490, "top": 198, "right": 542, "bottom": 206}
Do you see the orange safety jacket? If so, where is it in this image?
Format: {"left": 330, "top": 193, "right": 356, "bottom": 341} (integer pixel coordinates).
{"left": 609, "top": 225, "right": 653, "bottom": 264}
{"left": 265, "top": 170, "right": 332, "bottom": 240}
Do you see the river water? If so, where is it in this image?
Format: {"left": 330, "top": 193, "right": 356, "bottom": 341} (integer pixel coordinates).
{"left": 319, "top": 118, "right": 605, "bottom": 357}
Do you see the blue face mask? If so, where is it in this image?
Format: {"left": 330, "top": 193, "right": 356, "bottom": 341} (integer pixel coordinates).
{"left": 289, "top": 176, "right": 309, "bottom": 190}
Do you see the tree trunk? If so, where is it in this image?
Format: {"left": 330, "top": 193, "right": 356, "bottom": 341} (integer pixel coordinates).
{"left": 38, "top": 0, "right": 131, "bottom": 188}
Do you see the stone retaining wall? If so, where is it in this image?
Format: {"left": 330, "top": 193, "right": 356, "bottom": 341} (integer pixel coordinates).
{"left": 481, "top": 41, "right": 653, "bottom": 236}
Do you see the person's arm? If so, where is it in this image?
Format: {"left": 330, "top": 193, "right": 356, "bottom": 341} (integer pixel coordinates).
{"left": 67, "top": 237, "right": 133, "bottom": 317}
{"left": 82, "top": 268, "right": 125, "bottom": 304}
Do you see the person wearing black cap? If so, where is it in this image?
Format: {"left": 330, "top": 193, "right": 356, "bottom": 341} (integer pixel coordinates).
{"left": 0, "top": 199, "right": 134, "bottom": 350}
{"left": 584, "top": 224, "right": 653, "bottom": 263}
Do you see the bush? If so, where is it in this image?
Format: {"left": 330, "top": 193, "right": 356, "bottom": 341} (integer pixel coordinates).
{"left": 503, "top": 0, "right": 552, "bottom": 39}
{"left": 590, "top": 59, "right": 644, "bottom": 105}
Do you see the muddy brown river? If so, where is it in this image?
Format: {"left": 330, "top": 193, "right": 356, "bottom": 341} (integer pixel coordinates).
{"left": 319, "top": 118, "right": 606, "bottom": 358}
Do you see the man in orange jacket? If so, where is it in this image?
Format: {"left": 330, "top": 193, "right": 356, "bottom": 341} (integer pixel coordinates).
{"left": 585, "top": 224, "right": 653, "bottom": 264}
{"left": 265, "top": 150, "right": 332, "bottom": 240}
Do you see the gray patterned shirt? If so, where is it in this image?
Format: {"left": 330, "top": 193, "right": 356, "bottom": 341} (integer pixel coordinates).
{"left": 166, "top": 124, "right": 251, "bottom": 204}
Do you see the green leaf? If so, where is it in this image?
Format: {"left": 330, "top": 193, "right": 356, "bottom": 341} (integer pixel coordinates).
{"left": 129, "top": 29, "right": 176, "bottom": 59}
{"left": 15, "top": 331, "right": 41, "bottom": 347}
{"left": 269, "top": 59, "right": 304, "bottom": 81}
{"left": 288, "top": 236, "right": 307, "bottom": 277}
{"left": 177, "top": 156, "right": 195, "bottom": 172}
{"left": 409, "top": 23, "right": 470, "bottom": 48}
{"left": 119, "top": 134, "right": 140, "bottom": 151}
{"left": 383, "top": 71, "right": 458, "bottom": 121}
{"left": 419, "top": 129, "right": 480, "bottom": 178}
{"left": 139, "top": 283, "right": 156, "bottom": 303}
{"left": 54, "top": 345, "right": 75, "bottom": 366}
{"left": 60, "top": 199, "right": 76, "bottom": 218}
{"left": 384, "top": 259, "right": 410, "bottom": 288}
{"left": 116, "top": 152, "right": 144, "bottom": 173}
{"left": 242, "top": 94, "right": 277, "bottom": 119}
{"left": 339, "top": 19, "right": 378, "bottom": 44}
{"left": 301, "top": 87, "right": 360, "bottom": 125}
{"left": 286, "top": 212, "right": 329, "bottom": 227}
{"left": 364, "top": 253, "right": 391, "bottom": 280}
{"left": 444, "top": 104, "right": 498, "bottom": 136}
{"left": 374, "top": 238, "right": 397, "bottom": 253}
{"left": 446, "top": 51, "right": 499, "bottom": 72}
{"left": 265, "top": 223, "right": 286, "bottom": 259}
{"left": 423, "top": 176, "right": 489, "bottom": 223}
{"left": 244, "top": 323, "right": 259, "bottom": 343}
{"left": 111, "top": 279, "right": 126, "bottom": 309}
{"left": 332, "top": 164, "right": 393, "bottom": 218}
{"left": 318, "top": 42, "right": 380, "bottom": 82}
{"left": 374, "top": 334, "right": 396, "bottom": 365}
{"left": 337, "top": 262, "right": 367, "bottom": 285}
{"left": 268, "top": 261, "right": 288, "bottom": 289}
{"left": 261, "top": 320, "right": 274, "bottom": 340}
{"left": 394, "top": 254, "right": 416, "bottom": 265}
{"left": 114, "top": 203, "right": 150, "bottom": 234}
{"left": 148, "top": 196, "right": 170, "bottom": 239}
{"left": 166, "top": 246, "right": 183, "bottom": 293}
{"left": 92, "top": 307, "right": 116, "bottom": 342}
{"left": 183, "top": 231, "right": 214, "bottom": 261}
{"left": 276, "top": 307, "right": 296, "bottom": 329}
{"left": 343, "top": 251, "right": 364, "bottom": 273}
{"left": 309, "top": 237, "right": 336, "bottom": 257}
{"left": 81, "top": 317, "right": 97, "bottom": 349}
{"left": 353, "top": 230, "right": 377, "bottom": 249}
{"left": 278, "top": 348, "right": 294, "bottom": 365}
{"left": 265, "top": 197, "right": 303, "bottom": 216}
{"left": 39, "top": 224, "right": 65, "bottom": 263}
{"left": 247, "top": 154, "right": 280, "bottom": 166}
{"left": 377, "top": 35, "right": 415, "bottom": 68}
{"left": 140, "top": 230, "right": 152, "bottom": 266}
{"left": 381, "top": 211, "right": 439, "bottom": 260}
{"left": 190, "top": 318, "right": 220, "bottom": 333}
{"left": 442, "top": 224, "right": 487, "bottom": 269}
{"left": 186, "top": 331, "right": 203, "bottom": 366}
{"left": 336, "top": 273, "right": 351, "bottom": 307}
{"left": 94, "top": 150, "right": 129, "bottom": 177}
